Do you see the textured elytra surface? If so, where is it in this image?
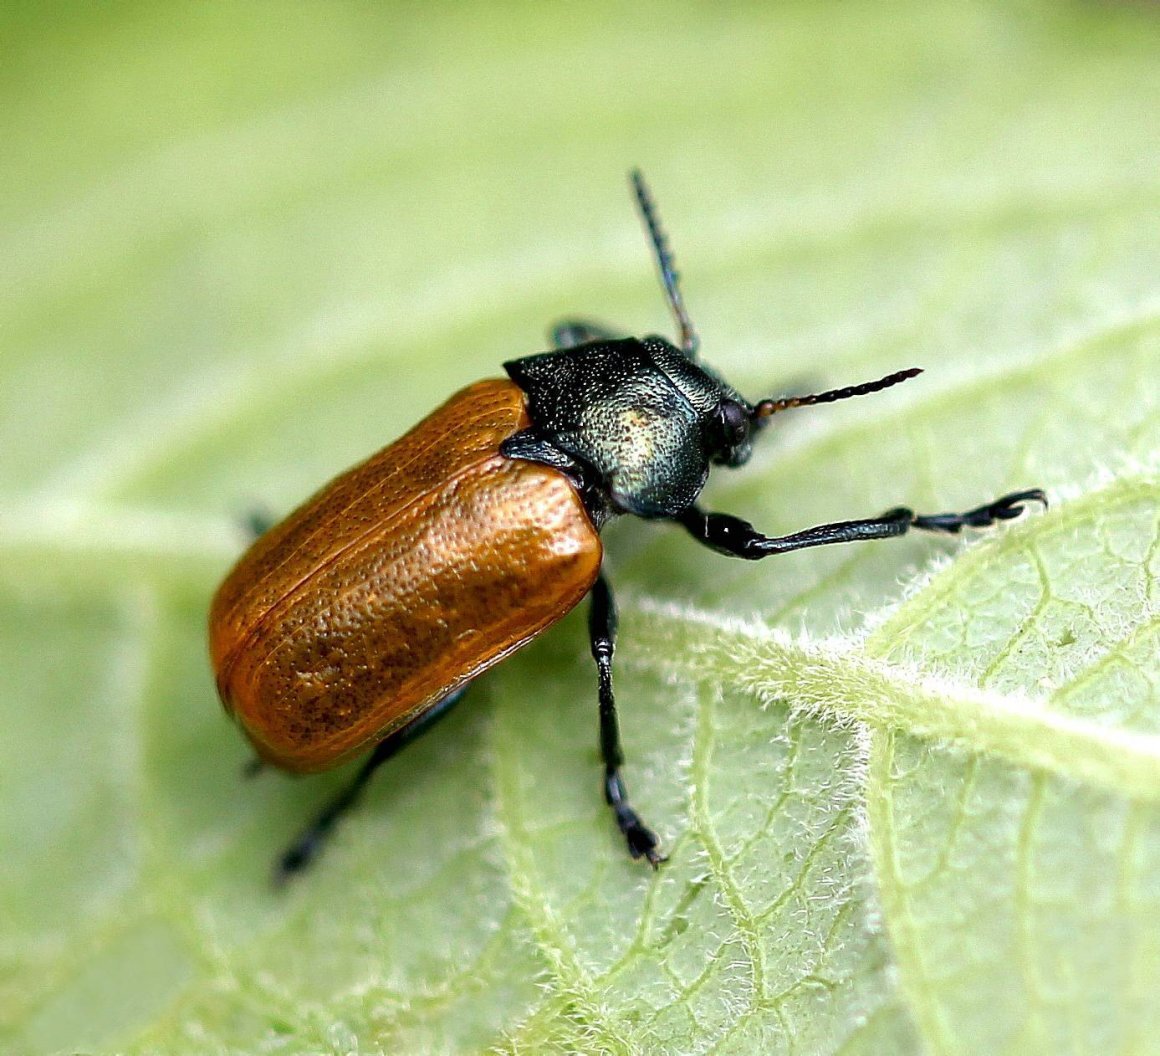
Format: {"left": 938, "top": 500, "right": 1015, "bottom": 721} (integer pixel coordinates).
{"left": 1, "top": 3, "right": 1158, "bottom": 1055}
{"left": 211, "top": 379, "right": 600, "bottom": 771}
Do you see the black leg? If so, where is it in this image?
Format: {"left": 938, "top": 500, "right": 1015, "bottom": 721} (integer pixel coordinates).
{"left": 677, "top": 489, "right": 1047, "bottom": 560}
{"left": 590, "top": 572, "right": 665, "bottom": 867}
{"left": 274, "top": 684, "right": 471, "bottom": 885}
{"left": 551, "top": 319, "right": 623, "bottom": 349}
{"left": 244, "top": 508, "right": 276, "bottom": 539}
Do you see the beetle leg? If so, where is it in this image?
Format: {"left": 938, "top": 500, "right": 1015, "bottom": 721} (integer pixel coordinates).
{"left": 501, "top": 430, "right": 614, "bottom": 525}
{"left": 590, "top": 571, "right": 665, "bottom": 867}
{"left": 551, "top": 320, "right": 624, "bottom": 349}
{"left": 274, "top": 684, "right": 471, "bottom": 885}
{"left": 676, "top": 489, "right": 1047, "bottom": 559}
{"left": 501, "top": 430, "right": 580, "bottom": 474}
{"left": 244, "top": 508, "right": 276, "bottom": 539}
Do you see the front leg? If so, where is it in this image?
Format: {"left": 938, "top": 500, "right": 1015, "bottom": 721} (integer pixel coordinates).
{"left": 589, "top": 571, "right": 665, "bottom": 866}
{"left": 678, "top": 489, "right": 1046, "bottom": 559}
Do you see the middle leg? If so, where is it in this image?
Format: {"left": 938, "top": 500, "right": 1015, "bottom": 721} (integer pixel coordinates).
{"left": 589, "top": 571, "right": 665, "bottom": 866}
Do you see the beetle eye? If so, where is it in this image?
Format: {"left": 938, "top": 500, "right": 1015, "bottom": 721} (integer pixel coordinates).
{"left": 715, "top": 400, "right": 749, "bottom": 448}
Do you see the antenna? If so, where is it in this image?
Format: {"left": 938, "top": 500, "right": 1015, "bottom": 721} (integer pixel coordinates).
{"left": 631, "top": 170, "right": 700, "bottom": 359}
{"left": 752, "top": 367, "right": 923, "bottom": 420}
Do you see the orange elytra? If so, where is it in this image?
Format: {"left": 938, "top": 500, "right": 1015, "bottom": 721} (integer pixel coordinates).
{"left": 210, "top": 378, "right": 601, "bottom": 774}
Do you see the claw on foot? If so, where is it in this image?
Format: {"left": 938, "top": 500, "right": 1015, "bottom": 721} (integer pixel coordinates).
{"left": 914, "top": 488, "right": 1048, "bottom": 534}
{"left": 619, "top": 806, "right": 667, "bottom": 868}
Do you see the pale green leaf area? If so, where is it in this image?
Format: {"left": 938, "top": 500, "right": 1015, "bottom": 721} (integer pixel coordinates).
{"left": 1, "top": 2, "right": 1158, "bottom": 1054}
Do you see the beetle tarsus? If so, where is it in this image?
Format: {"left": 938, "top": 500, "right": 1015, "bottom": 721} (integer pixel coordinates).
{"left": 273, "top": 786, "right": 360, "bottom": 887}
{"left": 618, "top": 805, "right": 666, "bottom": 868}
{"left": 244, "top": 508, "right": 276, "bottom": 540}
{"left": 908, "top": 488, "right": 1048, "bottom": 534}
{"left": 607, "top": 772, "right": 665, "bottom": 868}
{"left": 274, "top": 838, "right": 320, "bottom": 886}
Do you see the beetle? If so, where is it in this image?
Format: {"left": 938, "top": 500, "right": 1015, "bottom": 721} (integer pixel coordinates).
{"left": 209, "top": 171, "right": 1045, "bottom": 881}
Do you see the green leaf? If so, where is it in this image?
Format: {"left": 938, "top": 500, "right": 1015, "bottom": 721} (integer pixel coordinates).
{"left": 2, "top": 3, "right": 1158, "bottom": 1054}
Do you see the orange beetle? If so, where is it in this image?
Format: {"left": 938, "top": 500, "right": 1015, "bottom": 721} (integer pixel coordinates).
{"left": 210, "top": 172, "right": 1045, "bottom": 880}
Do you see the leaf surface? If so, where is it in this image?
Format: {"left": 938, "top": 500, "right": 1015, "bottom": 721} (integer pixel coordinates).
{"left": 1, "top": 3, "right": 1158, "bottom": 1054}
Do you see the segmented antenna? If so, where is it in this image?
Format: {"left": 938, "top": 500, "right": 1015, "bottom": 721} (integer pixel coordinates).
{"left": 631, "top": 170, "right": 700, "bottom": 359}
{"left": 752, "top": 367, "right": 923, "bottom": 419}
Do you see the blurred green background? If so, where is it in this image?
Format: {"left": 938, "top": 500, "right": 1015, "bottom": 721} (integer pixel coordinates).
{"left": 2, "top": 3, "right": 1158, "bottom": 1054}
